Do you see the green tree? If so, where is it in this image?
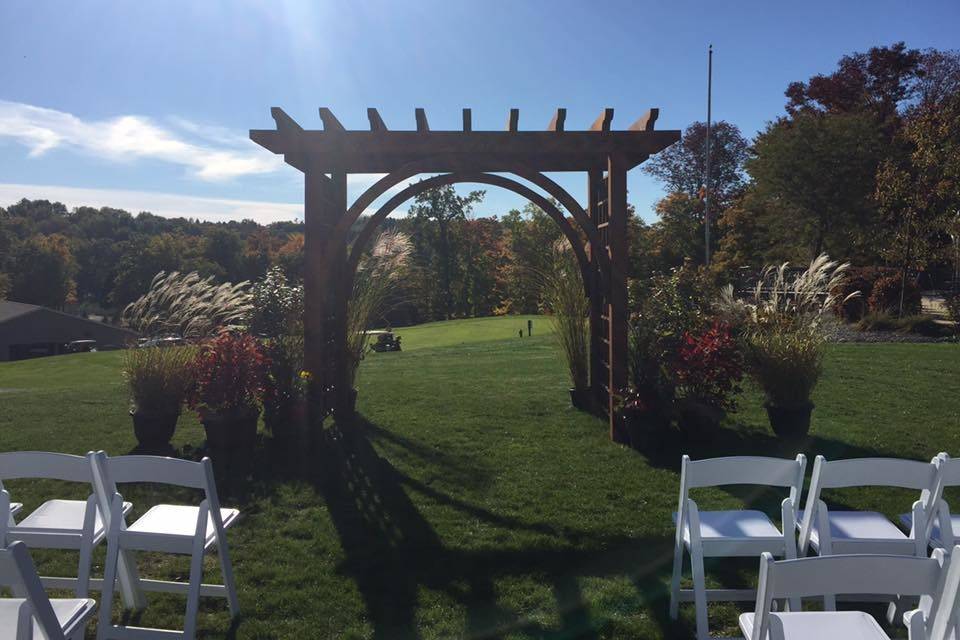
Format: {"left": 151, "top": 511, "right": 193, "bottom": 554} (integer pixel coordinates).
{"left": 643, "top": 120, "right": 749, "bottom": 212}
{"left": 408, "top": 185, "right": 484, "bottom": 319}
{"left": 748, "top": 112, "right": 885, "bottom": 261}
{"left": 9, "top": 234, "right": 77, "bottom": 308}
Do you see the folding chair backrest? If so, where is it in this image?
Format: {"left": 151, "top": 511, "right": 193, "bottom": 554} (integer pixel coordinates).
{"left": 750, "top": 551, "right": 946, "bottom": 640}
{"left": 99, "top": 455, "right": 207, "bottom": 489}
{"left": 936, "top": 454, "right": 960, "bottom": 487}
{"left": 0, "top": 451, "right": 93, "bottom": 483}
{"left": 0, "top": 541, "right": 68, "bottom": 640}
{"left": 815, "top": 457, "right": 937, "bottom": 490}
{"left": 680, "top": 454, "right": 807, "bottom": 504}
{"left": 927, "top": 545, "right": 960, "bottom": 640}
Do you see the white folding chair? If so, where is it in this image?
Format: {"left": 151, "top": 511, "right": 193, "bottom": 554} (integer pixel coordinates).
{"left": 0, "top": 451, "right": 132, "bottom": 597}
{"left": 901, "top": 453, "right": 960, "bottom": 552}
{"left": 93, "top": 453, "right": 240, "bottom": 640}
{"left": 0, "top": 523, "right": 97, "bottom": 640}
{"left": 740, "top": 548, "right": 960, "bottom": 640}
{"left": 670, "top": 454, "right": 807, "bottom": 640}
{"left": 798, "top": 457, "right": 937, "bottom": 560}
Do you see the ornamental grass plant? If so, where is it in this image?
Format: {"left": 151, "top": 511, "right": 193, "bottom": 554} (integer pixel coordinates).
{"left": 537, "top": 240, "right": 589, "bottom": 392}
{"left": 122, "top": 345, "right": 197, "bottom": 415}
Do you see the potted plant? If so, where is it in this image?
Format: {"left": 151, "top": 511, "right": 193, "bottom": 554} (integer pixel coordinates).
{"left": 722, "top": 255, "right": 857, "bottom": 440}
{"left": 616, "top": 387, "right": 672, "bottom": 451}
{"left": 187, "top": 332, "right": 269, "bottom": 450}
{"left": 123, "top": 345, "right": 196, "bottom": 449}
{"left": 263, "top": 336, "right": 308, "bottom": 440}
{"left": 537, "top": 240, "right": 591, "bottom": 411}
{"left": 673, "top": 321, "right": 744, "bottom": 432}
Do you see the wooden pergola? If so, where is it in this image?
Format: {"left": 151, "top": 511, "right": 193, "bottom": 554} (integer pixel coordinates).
{"left": 250, "top": 107, "right": 679, "bottom": 438}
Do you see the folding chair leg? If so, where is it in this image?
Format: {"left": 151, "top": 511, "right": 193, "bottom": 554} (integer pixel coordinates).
{"left": 216, "top": 530, "right": 240, "bottom": 618}
{"left": 183, "top": 504, "right": 209, "bottom": 640}
{"left": 669, "top": 543, "right": 683, "bottom": 619}
{"left": 690, "top": 545, "right": 710, "bottom": 640}
{"left": 98, "top": 524, "right": 121, "bottom": 637}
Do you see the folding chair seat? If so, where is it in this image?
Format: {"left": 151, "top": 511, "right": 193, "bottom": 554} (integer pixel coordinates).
{"left": 739, "top": 548, "right": 960, "bottom": 640}
{"left": 669, "top": 454, "right": 807, "bottom": 640}
{"left": 901, "top": 454, "right": 960, "bottom": 552}
{"left": 798, "top": 456, "right": 937, "bottom": 559}
{"left": 0, "top": 493, "right": 96, "bottom": 640}
{"left": 0, "top": 451, "right": 130, "bottom": 597}
{"left": 93, "top": 453, "right": 240, "bottom": 640}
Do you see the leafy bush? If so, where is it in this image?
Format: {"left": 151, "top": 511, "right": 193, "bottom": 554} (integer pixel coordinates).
{"left": 627, "top": 265, "right": 740, "bottom": 415}
{"left": 673, "top": 321, "right": 744, "bottom": 412}
{"left": 868, "top": 274, "right": 921, "bottom": 315}
{"left": 858, "top": 312, "right": 953, "bottom": 337}
{"left": 537, "top": 240, "right": 589, "bottom": 390}
{"left": 832, "top": 266, "right": 895, "bottom": 322}
{"left": 187, "top": 332, "right": 269, "bottom": 417}
{"left": 248, "top": 266, "right": 303, "bottom": 339}
{"left": 745, "top": 327, "right": 823, "bottom": 408}
{"left": 945, "top": 291, "right": 960, "bottom": 333}
{"left": 123, "top": 346, "right": 196, "bottom": 415}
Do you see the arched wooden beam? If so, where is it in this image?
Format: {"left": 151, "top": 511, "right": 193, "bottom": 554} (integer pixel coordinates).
{"left": 334, "top": 161, "right": 611, "bottom": 281}
{"left": 503, "top": 166, "right": 612, "bottom": 277}
{"left": 346, "top": 172, "right": 593, "bottom": 298}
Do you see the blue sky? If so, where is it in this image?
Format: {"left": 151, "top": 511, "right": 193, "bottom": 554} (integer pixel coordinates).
{"left": 1, "top": 0, "right": 958, "bottom": 224}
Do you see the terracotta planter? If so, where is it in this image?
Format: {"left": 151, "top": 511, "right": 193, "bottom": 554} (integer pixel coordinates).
{"left": 200, "top": 406, "right": 260, "bottom": 450}
{"left": 569, "top": 387, "right": 592, "bottom": 412}
{"left": 765, "top": 402, "right": 814, "bottom": 440}
{"left": 130, "top": 409, "right": 179, "bottom": 448}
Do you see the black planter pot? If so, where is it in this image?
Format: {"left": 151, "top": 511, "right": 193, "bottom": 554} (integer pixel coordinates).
{"left": 130, "top": 409, "right": 179, "bottom": 448}
{"left": 677, "top": 398, "right": 725, "bottom": 433}
{"left": 765, "top": 402, "right": 814, "bottom": 440}
{"left": 264, "top": 400, "right": 306, "bottom": 440}
{"left": 621, "top": 408, "right": 672, "bottom": 452}
{"left": 200, "top": 407, "right": 260, "bottom": 450}
{"left": 569, "top": 387, "right": 592, "bottom": 412}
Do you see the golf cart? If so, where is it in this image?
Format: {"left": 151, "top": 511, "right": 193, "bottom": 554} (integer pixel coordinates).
{"left": 367, "top": 330, "right": 402, "bottom": 352}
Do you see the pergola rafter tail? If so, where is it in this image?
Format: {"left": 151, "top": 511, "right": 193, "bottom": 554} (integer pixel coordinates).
{"left": 249, "top": 106, "right": 680, "bottom": 436}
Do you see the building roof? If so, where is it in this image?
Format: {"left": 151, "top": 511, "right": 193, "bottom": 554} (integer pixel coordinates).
{"left": 0, "top": 300, "right": 137, "bottom": 335}
{"left": 0, "top": 300, "right": 41, "bottom": 323}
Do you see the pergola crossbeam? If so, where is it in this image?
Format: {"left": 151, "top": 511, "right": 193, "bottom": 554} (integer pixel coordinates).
{"left": 367, "top": 108, "right": 388, "bottom": 131}
{"left": 319, "top": 107, "right": 345, "bottom": 132}
{"left": 589, "top": 108, "right": 615, "bottom": 132}
{"left": 415, "top": 108, "right": 429, "bottom": 131}
{"left": 548, "top": 108, "right": 567, "bottom": 132}
{"left": 629, "top": 108, "right": 660, "bottom": 132}
{"left": 506, "top": 108, "right": 519, "bottom": 132}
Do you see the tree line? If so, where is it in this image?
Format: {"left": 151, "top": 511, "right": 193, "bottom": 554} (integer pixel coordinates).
{"left": 1, "top": 42, "right": 957, "bottom": 323}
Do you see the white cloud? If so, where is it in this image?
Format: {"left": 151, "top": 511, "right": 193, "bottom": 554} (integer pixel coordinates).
{"left": 0, "top": 101, "right": 282, "bottom": 181}
{"left": 0, "top": 183, "right": 302, "bottom": 224}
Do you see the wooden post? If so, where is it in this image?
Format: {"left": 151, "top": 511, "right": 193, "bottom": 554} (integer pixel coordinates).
{"left": 587, "top": 169, "right": 606, "bottom": 416}
{"left": 606, "top": 154, "right": 629, "bottom": 439}
{"left": 327, "top": 173, "right": 351, "bottom": 417}
{"left": 303, "top": 169, "right": 349, "bottom": 422}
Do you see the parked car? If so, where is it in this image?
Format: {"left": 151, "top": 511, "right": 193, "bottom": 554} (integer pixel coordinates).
{"left": 66, "top": 340, "right": 97, "bottom": 353}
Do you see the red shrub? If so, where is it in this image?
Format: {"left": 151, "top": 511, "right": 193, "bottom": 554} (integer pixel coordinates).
{"left": 673, "top": 321, "right": 744, "bottom": 411}
{"left": 868, "top": 274, "right": 922, "bottom": 315}
{"left": 188, "top": 332, "right": 269, "bottom": 416}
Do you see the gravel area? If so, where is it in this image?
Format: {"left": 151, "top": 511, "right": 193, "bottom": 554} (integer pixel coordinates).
{"left": 823, "top": 319, "right": 957, "bottom": 344}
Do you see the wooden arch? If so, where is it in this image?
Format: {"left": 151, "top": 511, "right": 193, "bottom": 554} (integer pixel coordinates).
{"left": 251, "top": 107, "right": 680, "bottom": 437}
{"left": 346, "top": 172, "right": 594, "bottom": 297}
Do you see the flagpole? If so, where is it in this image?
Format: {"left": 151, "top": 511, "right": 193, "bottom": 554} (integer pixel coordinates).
{"left": 704, "top": 44, "right": 713, "bottom": 266}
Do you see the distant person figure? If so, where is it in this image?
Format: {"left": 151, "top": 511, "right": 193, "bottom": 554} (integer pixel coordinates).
{"left": 528, "top": 319, "right": 532, "bottom": 337}
{"left": 519, "top": 330, "right": 523, "bottom": 338}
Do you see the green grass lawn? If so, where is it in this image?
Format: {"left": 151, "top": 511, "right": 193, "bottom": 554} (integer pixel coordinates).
{"left": 0, "top": 316, "right": 958, "bottom": 639}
